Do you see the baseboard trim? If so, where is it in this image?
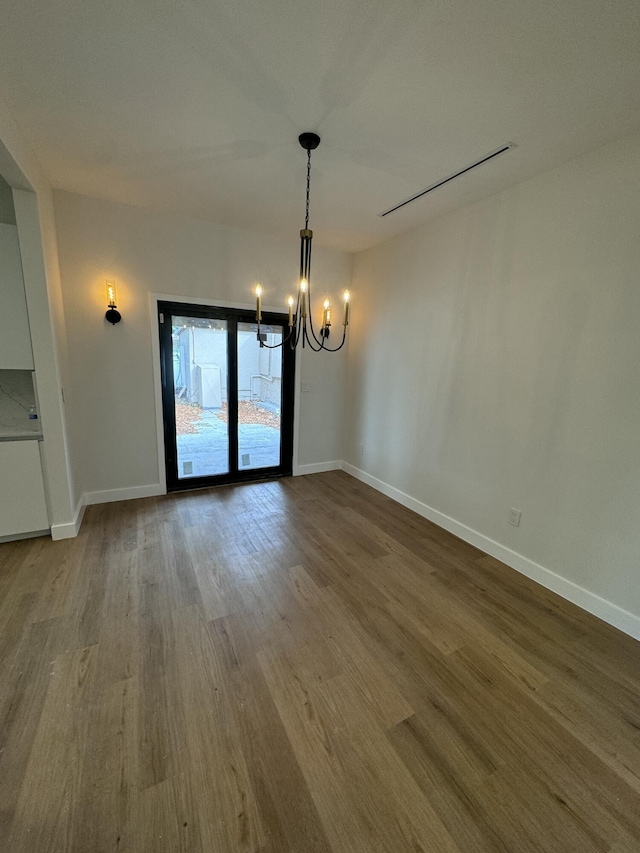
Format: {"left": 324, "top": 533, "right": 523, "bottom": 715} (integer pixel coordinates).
{"left": 50, "top": 497, "right": 86, "bottom": 541}
{"left": 84, "top": 483, "right": 165, "bottom": 506}
{"left": 293, "top": 460, "right": 342, "bottom": 477}
{"left": 341, "top": 461, "right": 640, "bottom": 641}
{"left": 0, "top": 528, "right": 49, "bottom": 544}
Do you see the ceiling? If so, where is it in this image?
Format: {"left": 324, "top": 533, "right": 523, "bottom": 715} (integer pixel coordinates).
{"left": 1, "top": 0, "right": 639, "bottom": 252}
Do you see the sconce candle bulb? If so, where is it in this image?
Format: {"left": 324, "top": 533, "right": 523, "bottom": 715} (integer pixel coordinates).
{"left": 105, "top": 280, "right": 122, "bottom": 325}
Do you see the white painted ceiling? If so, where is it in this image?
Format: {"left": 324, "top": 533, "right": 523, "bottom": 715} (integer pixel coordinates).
{"left": 1, "top": 0, "right": 639, "bottom": 252}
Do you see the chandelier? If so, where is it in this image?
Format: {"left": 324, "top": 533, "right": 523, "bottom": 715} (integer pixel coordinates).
{"left": 254, "top": 132, "right": 350, "bottom": 352}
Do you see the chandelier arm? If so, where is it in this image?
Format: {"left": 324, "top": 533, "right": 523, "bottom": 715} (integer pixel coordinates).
{"left": 256, "top": 318, "right": 297, "bottom": 349}
{"left": 302, "top": 234, "right": 311, "bottom": 280}
{"left": 304, "top": 240, "right": 330, "bottom": 349}
{"left": 290, "top": 312, "right": 304, "bottom": 350}
{"left": 312, "top": 325, "right": 347, "bottom": 353}
{"left": 295, "top": 288, "right": 304, "bottom": 345}
{"left": 305, "top": 304, "right": 327, "bottom": 349}
{"left": 302, "top": 322, "right": 324, "bottom": 352}
{"left": 258, "top": 327, "right": 294, "bottom": 349}
{"left": 305, "top": 295, "right": 325, "bottom": 346}
{"left": 287, "top": 304, "right": 304, "bottom": 350}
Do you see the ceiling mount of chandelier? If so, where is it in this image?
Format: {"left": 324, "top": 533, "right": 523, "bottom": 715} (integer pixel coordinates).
{"left": 254, "top": 132, "right": 350, "bottom": 352}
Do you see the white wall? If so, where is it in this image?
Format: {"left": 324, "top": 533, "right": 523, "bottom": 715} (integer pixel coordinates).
{"left": 0, "top": 94, "right": 77, "bottom": 536}
{"left": 345, "top": 130, "right": 640, "bottom": 629}
{"left": 0, "top": 174, "right": 16, "bottom": 225}
{"left": 54, "top": 191, "right": 351, "bottom": 499}
{"left": 0, "top": 224, "right": 33, "bottom": 369}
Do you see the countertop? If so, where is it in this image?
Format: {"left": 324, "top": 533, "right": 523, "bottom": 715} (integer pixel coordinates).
{"left": 0, "top": 427, "right": 43, "bottom": 441}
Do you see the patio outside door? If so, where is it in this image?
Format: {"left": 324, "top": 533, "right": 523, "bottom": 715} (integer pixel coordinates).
{"left": 158, "top": 301, "right": 294, "bottom": 491}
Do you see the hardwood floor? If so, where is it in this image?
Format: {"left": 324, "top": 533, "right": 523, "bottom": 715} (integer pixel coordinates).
{"left": 2, "top": 470, "right": 640, "bottom": 851}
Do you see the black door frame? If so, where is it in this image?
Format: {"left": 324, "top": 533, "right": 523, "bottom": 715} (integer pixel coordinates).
{"left": 158, "top": 300, "right": 295, "bottom": 492}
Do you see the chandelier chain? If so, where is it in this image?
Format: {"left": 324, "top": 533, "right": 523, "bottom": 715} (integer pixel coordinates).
{"left": 305, "top": 148, "right": 311, "bottom": 230}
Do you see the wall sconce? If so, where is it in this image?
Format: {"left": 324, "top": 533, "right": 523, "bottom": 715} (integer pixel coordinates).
{"left": 105, "top": 280, "right": 122, "bottom": 325}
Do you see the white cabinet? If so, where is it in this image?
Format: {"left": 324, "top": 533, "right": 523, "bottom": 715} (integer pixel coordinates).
{"left": 0, "top": 223, "right": 34, "bottom": 369}
{"left": 0, "top": 440, "right": 49, "bottom": 538}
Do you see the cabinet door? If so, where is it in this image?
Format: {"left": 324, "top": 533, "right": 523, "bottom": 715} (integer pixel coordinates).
{"left": 0, "top": 224, "right": 34, "bottom": 369}
{"left": 0, "top": 440, "right": 49, "bottom": 537}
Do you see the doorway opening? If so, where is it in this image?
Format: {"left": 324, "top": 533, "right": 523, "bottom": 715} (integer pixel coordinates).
{"left": 158, "top": 301, "right": 295, "bottom": 491}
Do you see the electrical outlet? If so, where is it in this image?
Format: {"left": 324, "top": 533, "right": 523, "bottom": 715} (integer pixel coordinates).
{"left": 509, "top": 508, "right": 521, "bottom": 527}
{"left": 301, "top": 382, "right": 311, "bottom": 393}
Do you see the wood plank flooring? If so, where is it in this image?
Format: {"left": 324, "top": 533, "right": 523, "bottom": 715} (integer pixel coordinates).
{"left": 2, "top": 470, "right": 640, "bottom": 851}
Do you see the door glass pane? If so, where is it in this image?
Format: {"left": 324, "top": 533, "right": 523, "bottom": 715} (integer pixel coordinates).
{"left": 173, "top": 316, "right": 228, "bottom": 479}
{"left": 237, "top": 322, "right": 283, "bottom": 471}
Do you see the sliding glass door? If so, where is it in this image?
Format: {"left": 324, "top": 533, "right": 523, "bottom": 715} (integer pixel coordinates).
{"left": 158, "top": 301, "right": 294, "bottom": 491}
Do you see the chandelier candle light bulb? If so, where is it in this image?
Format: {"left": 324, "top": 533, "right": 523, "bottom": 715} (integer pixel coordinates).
{"left": 288, "top": 296, "right": 294, "bottom": 327}
{"left": 300, "top": 278, "right": 308, "bottom": 318}
{"left": 323, "top": 299, "right": 331, "bottom": 328}
{"left": 343, "top": 290, "right": 350, "bottom": 326}
{"left": 255, "top": 283, "right": 263, "bottom": 323}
